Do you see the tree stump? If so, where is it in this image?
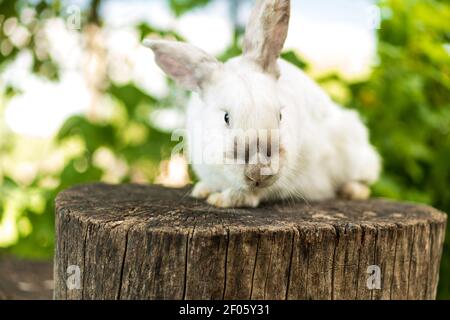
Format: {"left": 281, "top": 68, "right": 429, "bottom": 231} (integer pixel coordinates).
{"left": 54, "top": 183, "right": 447, "bottom": 300}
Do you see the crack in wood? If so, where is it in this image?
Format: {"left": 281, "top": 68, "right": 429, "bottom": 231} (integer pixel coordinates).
{"left": 285, "top": 230, "right": 296, "bottom": 300}
{"left": 389, "top": 224, "right": 400, "bottom": 300}
{"left": 249, "top": 233, "right": 260, "bottom": 300}
{"left": 222, "top": 228, "right": 230, "bottom": 300}
{"left": 116, "top": 227, "right": 129, "bottom": 300}
{"left": 182, "top": 224, "right": 195, "bottom": 300}
{"left": 355, "top": 225, "right": 365, "bottom": 300}
{"left": 370, "top": 224, "right": 379, "bottom": 300}
{"left": 263, "top": 232, "right": 275, "bottom": 299}
{"left": 81, "top": 219, "right": 89, "bottom": 300}
{"left": 406, "top": 224, "right": 417, "bottom": 299}
{"left": 331, "top": 225, "right": 339, "bottom": 300}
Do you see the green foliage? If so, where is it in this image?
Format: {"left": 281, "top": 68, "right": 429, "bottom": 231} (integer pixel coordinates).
{"left": 281, "top": 51, "right": 308, "bottom": 70}
{"left": 57, "top": 116, "right": 116, "bottom": 153}
{"left": 137, "top": 22, "right": 185, "bottom": 42}
{"left": 169, "top": 0, "right": 211, "bottom": 16}
{"left": 0, "top": 0, "right": 61, "bottom": 79}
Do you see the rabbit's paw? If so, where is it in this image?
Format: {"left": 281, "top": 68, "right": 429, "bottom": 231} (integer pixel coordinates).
{"left": 207, "top": 189, "right": 260, "bottom": 208}
{"left": 338, "top": 182, "right": 371, "bottom": 200}
{"left": 191, "top": 182, "right": 214, "bottom": 199}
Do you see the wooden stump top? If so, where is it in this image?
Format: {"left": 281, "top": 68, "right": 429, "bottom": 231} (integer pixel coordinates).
{"left": 54, "top": 183, "right": 447, "bottom": 300}
{"left": 56, "top": 183, "right": 445, "bottom": 230}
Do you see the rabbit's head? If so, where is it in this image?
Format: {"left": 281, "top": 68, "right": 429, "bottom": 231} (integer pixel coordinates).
{"left": 144, "top": 0, "right": 290, "bottom": 190}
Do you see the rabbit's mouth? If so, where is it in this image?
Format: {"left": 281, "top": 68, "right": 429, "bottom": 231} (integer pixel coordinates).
{"left": 245, "top": 173, "right": 278, "bottom": 189}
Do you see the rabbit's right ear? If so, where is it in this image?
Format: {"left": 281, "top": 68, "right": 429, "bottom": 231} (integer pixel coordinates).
{"left": 143, "top": 39, "right": 222, "bottom": 92}
{"left": 243, "top": 0, "right": 290, "bottom": 78}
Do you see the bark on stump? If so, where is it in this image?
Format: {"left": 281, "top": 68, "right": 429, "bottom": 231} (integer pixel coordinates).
{"left": 54, "top": 183, "right": 447, "bottom": 300}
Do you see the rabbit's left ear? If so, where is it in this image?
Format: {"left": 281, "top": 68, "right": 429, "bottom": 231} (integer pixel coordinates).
{"left": 143, "top": 39, "right": 222, "bottom": 92}
{"left": 243, "top": 0, "right": 290, "bottom": 78}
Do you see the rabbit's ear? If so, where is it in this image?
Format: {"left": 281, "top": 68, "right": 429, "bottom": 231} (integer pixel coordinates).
{"left": 243, "top": 0, "right": 290, "bottom": 77}
{"left": 143, "top": 39, "right": 222, "bottom": 92}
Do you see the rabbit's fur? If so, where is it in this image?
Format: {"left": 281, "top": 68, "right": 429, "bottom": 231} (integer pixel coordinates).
{"left": 144, "top": 0, "right": 381, "bottom": 208}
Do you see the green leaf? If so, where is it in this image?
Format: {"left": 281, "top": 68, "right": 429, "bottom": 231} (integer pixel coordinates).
{"left": 109, "top": 83, "right": 157, "bottom": 118}
{"left": 281, "top": 50, "right": 307, "bottom": 69}
{"left": 138, "top": 22, "right": 184, "bottom": 41}
{"left": 57, "top": 115, "right": 116, "bottom": 153}
{"left": 169, "top": 0, "right": 211, "bottom": 16}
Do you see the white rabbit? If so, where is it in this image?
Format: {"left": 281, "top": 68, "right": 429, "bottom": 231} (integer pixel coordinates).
{"left": 144, "top": 0, "right": 381, "bottom": 208}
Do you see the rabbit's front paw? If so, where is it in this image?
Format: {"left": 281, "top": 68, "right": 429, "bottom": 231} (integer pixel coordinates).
{"left": 207, "top": 189, "right": 260, "bottom": 208}
{"left": 191, "top": 181, "right": 214, "bottom": 199}
{"left": 338, "top": 182, "right": 371, "bottom": 200}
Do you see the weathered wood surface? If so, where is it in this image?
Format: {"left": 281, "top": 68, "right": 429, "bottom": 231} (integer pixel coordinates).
{"left": 54, "top": 183, "right": 447, "bottom": 300}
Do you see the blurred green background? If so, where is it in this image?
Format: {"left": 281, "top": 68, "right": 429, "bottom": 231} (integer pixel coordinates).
{"left": 0, "top": 0, "right": 449, "bottom": 298}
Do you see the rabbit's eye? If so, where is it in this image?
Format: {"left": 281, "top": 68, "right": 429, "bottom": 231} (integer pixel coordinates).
{"left": 224, "top": 112, "right": 230, "bottom": 126}
{"left": 279, "top": 113, "right": 282, "bottom": 121}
